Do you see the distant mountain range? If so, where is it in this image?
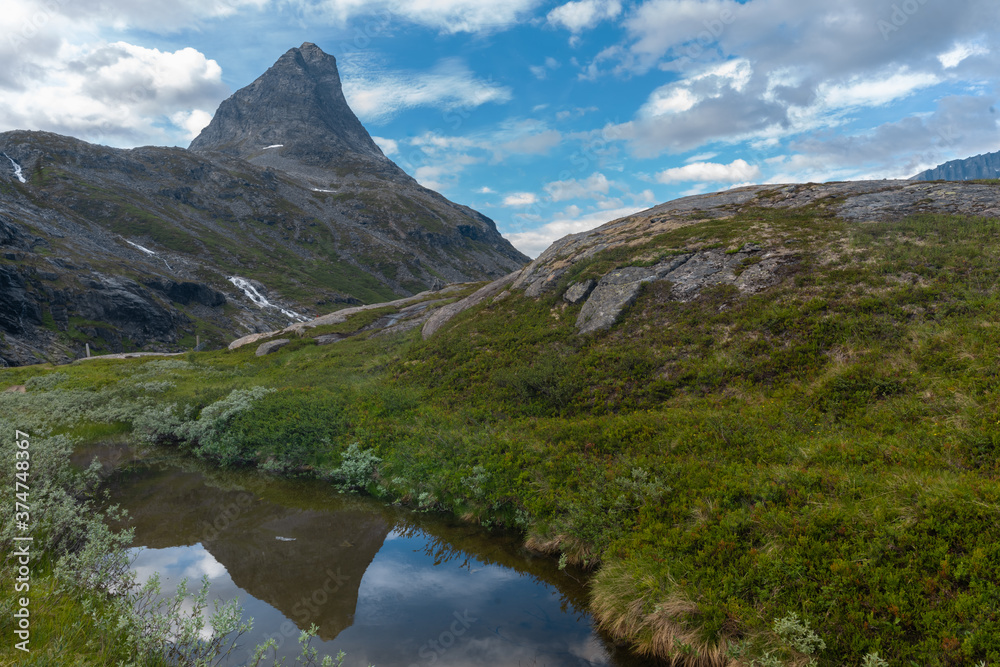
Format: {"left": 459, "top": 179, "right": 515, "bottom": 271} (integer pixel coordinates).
{"left": 0, "top": 43, "right": 527, "bottom": 366}
{"left": 911, "top": 149, "right": 1000, "bottom": 181}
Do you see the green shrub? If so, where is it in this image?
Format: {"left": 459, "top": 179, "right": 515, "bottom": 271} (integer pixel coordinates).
{"left": 224, "top": 388, "right": 348, "bottom": 470}
{"left": 814, "top": 366, "right": 906, "bottom": 417}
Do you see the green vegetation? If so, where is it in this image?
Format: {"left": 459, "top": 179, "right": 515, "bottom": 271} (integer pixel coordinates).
{"left": 3, "top": 208, "right": 1000, "bottom": 665}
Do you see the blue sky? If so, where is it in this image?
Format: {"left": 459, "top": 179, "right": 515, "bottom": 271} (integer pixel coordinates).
{"left": 2, "top": 1, "right": 997, "bottom": 256}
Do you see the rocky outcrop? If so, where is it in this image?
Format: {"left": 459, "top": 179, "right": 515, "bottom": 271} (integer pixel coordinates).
{"left": 420, "top": 180, "right": 1000, "bottom": 339}
{"left": 256, "top": 339, "right": 291, "bottom": 356}
{"left": 216, "top": 179, "right": 1000, "bottom": 349}
{"left": 575, "top": 245, "right": 793, "bottom": 334}
{"left": 421, "top": 272, "right": 519, "bottom": 339}
{"left": 76, "top": 277, "right": 178, "bottom": 338}
{"left": 576, "top": 256, "right": 690, "bottom": 334}
{"left": 0, "top": 260, "right": 189, "bottom": 366}
{"left": 562, "top": 280, "right": 595, "bottom": 305}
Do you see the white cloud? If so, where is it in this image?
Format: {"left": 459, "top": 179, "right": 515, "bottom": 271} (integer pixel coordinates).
{"left": 413, "top": 164, "right": 449, "bottom": 190}
{"left": 396, "top": 121, "right": 565, "bottom": 189}
{"left": 547, "top": 0, "right": 622, "bottom": 33}
{"left": 585, "top": 0, "right": 999, "bottom": 165}
{"left": 342, "top": 58, "right": 511, "bottom": 123}
{"left": 171, "top": 109, "right": 214, "bottom": 141}
{"left": 818, "top": 69, "right": 940, "bottom": 110}
{"left": 305, "top": 0, "right": 540, "bottom": 33}
{"left": 371, "top": 135, "right": 399, "bottom": 156}
{"left": 0, "top": 40, "right": 228, "bottom": 146}
{"left": 409, "top": 119, "right": 563, "bottom": 162}
{"left": 784, "top": 94, "right": 1000, "bottom": 181}
{"left": 4, "top": 0, "right": 269, "bottom": 39}
{"left": 656, "top": 159, "right": 761, "bottom": 184}
{"left": 503, "top": 192, "right": 539, "bottom": 207}
{"left": 642, "top": 87, "right": 699, "bottom": 116}
{"left": 477, "top": 186, "right": 495, "bottom": 193}
{"left": 621, "top": 0, "right": 739, "bottom": 70}
{"left": 408, "top": 132, "right": 479, "bottom": 153}
{"left": 938, "top": 42, "right": 990, "bottom": 69}
{"left": 685, "top": 152, "right": 718, "bottom": 163}
{"left": 544, "top": 172, "right": 612, "bottom": 201}
{"left": 639, "top": 59, "right": 753, "bottom": 118}
{"left": 618, "top": 0, "right": 997, "bottom": 78}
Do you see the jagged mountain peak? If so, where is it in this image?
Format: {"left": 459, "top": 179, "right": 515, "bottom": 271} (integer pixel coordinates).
{"left": 189, "top": 42, "right": 396, "bottom": 179}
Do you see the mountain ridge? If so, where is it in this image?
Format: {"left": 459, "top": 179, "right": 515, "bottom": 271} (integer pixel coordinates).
{"left": 911, "top": 149, "right": 1000, "bottom": 181}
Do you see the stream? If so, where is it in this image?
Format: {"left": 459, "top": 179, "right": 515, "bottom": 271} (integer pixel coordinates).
{"left": 88, "top": 446, "right": 649, "bottom": 667}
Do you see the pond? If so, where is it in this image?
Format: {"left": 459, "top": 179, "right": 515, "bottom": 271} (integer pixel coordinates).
{"left": 94, "top": 449, "right": 650, "bottom": 667}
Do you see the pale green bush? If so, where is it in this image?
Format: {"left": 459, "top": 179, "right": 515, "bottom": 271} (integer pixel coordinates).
{"left": 327, "top": 442, "right": 381, "bottom": 492}
{"left": 25, "top": 371, "right": 69, "bottom": 391}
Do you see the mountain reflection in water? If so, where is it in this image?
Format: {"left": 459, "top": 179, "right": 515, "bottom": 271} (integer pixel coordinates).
{"left": 103, "top": 459, "right": 644, "bottom": 667}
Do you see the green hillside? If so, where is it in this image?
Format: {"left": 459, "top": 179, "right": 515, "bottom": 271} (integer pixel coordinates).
{"left": 2, "top": 201, "right": 999, "bottom": 666}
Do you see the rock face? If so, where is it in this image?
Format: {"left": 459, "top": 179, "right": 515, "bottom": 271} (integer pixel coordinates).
{"left": 562, "top": 280, "right": 595, "bottom": 305}
{"left": 575, "top": 245, "right": 793, "bottom": 334}
{"left": 256, "top": 339, "right": 291, "bottom": 356}
{"left": 912, "top": 150, "right": 1000, "bottom": 181}
{"left": 576, "top": 256, "right": 689, "bottom": 334}
{"left": 190, "top": 42, "right": 394, "bottom": 182}
{"left": 189, "top": 43, "right": 526, "bottom": 281}
{"left": 0, "top": 43, "right": 528, "bottom": 366}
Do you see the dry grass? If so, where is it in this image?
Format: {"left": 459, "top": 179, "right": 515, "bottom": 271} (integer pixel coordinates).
{"left": 590, "top": 561, "right": 737, "bottom": 666}
{"left": 524, "top": 533, "right": 601, "bottom": 567}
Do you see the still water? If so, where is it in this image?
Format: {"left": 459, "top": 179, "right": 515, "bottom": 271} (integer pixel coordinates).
{"left": 97, "top": 451, "right": 647, "bottom": 667}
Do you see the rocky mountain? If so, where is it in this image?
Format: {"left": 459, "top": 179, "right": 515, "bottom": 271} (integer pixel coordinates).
{"left": 190, "top": 42, "right": 395, "bottom": 184}
{"left": 911, "top": 149, "right": 1000, "bottom": 181}
{"left": 0, "top": 43, "right": 527, "bottom": 367}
